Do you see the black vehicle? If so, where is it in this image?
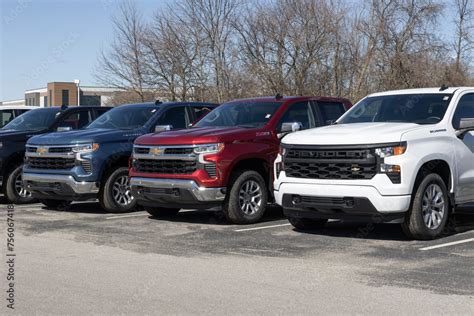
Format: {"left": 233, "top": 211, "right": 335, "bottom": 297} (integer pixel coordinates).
{"left": 23, "top": 101, "right": 217, "bottom": 212}
{"left": 0, "top": 105, "right": 111, "bottom": 204}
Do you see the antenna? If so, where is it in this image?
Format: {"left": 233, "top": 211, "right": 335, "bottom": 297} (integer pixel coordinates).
{"left": 275, "top": 93, "right": 283, "bottom": 100}
{"left": 439, "top": 84, "right": 449, "bottom": 91}
{"left": 155, "top": 100, "right": 162, "bottom": 105}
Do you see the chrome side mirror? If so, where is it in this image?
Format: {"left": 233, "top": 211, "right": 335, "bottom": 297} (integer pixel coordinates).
{"left": 155, "top": 125, "right": 173, "bottom": 132}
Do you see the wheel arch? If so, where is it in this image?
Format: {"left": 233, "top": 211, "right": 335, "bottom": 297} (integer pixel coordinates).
{"left": 412, "top": 159, "right": 453, "bottom": 204}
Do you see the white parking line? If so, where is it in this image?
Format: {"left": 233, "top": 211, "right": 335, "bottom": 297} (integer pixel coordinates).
{"left": 106, "top": 212, "right": 149, "bottom": 220}
{"left": 419, "top": 238, "right": 474, "bottom": 251}
{"left": 234, "top": 223, "right": 291, "bottom": 232}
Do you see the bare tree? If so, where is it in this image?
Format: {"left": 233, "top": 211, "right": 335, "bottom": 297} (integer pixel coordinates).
{"left": 95, "top": 1, "right": 148, "bottom": 102}
{"left": 453, "top": 0, "right": 473, "bottom": 73}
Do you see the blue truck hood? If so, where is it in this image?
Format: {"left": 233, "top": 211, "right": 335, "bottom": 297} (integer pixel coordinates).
{"left": 27, "top": 128, "right": 144, "bottom": 146}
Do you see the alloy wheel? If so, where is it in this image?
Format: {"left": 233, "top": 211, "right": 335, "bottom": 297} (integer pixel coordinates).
{"left": 15, "top": 172, "right": 32, "bottom": 199}
{"left": 422, "top": 184, "right": 446, "bottom": 230}
{"left": 112, "top": 175, "right": 133, "bottom": 206}
{"left": 238, "top": 180, "right": 262, "bottom": 215}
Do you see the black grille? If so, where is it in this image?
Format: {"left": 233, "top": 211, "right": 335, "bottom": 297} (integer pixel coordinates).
{"left": 164, "top": 147, "right": 194, "bottom": 155}
{"left": 48, "top": 147, "right": 73, "bottom": 153}
{"left": 134, "top": 147, "right": 149, "bottom": 154}
{"left": 284, "top": 147, "right": 377, "bottom": 180}
{"left": 81, "top": 160, "right": 92, "bottom": 173}
{"left": 27, "top": 157, "right": 75, "bottom": 170}
{"left": 204, "top": 163, "right": 217, "bottom": 177}
{"left": 134, "top": 159, "right": 197, "bottom": 174}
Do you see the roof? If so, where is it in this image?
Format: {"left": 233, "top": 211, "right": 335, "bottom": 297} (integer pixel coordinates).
{"left": 225, "top": 95, "right": 352, "bottom": 104}
{"left": 0, "top": 105, "right": 38, "bottom": 110}
{"left": 369, "top": 87, "right": 474, "bottom": 97}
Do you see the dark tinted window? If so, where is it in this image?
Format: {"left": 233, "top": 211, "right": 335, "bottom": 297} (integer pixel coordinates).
{"left": 192, "top": 105, "right": 214, "bottom": 122}
{"left": 88, "top": 106, "right": 157, "bottom": 130}
{"left": 60, "top": 111, "right": 93, "bottom": 130}
{"left": 62, "top": 90, "right": 69, "bottom": 105}
{"left": 339, "top": 94, "right": 452, "bottom": 125}
{"left": 452, "top": 94, "right": 474, "bottom": 129}
{"left": 317, "top": 101, "right": 345, "bottom": 124}
{"left": 195, "top": 101, "right": 281, "bottom": 128}
{"left": 0, "top": 110, "right": 15, "bottom": 127}
{"left": 156, "top": 106, "right": 187, "bottom": 129}
{"left": 278, "top": 102, "right": 313, "bottom": 131}
{"left": 3, "top": 109, "right": 60, "bottom": 131}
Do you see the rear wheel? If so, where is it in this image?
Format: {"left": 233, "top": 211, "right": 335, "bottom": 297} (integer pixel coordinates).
{"left": 40, "top": 199, "right": 72, "bottom": 210}
{"left": 99, "top": 167, "right": 137, "bottom": 213}
{"left": 288, "top": 217, "right": 328, "bottom": 230}
{"left": 223, "top": 170, "right": 268, "bottom": 224}
{"left": 4, "top": 165, "right": 35, "bottom": 204}
{"left": 145, "top": 207, "right": 180, "bottom": 218}
{"left": 402, "top": 173, "right": 449, "bottom": 240}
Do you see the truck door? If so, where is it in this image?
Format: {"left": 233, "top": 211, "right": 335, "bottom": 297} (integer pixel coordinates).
{"left": 452, "top": 93, "right": 474, "bottom": 205}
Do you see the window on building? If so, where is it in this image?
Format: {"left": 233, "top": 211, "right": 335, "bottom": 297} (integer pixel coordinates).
{"left": 44, "top": 96, "right": 48, "bottom": 107}
{"left": 49, "top": 90, "right": 52, "bottom": 106}
{"left": 62, "top": 90, "right": 69, "bottom": 105}
{"left": 80, "top": 95, "right": 101, "bottom": 106}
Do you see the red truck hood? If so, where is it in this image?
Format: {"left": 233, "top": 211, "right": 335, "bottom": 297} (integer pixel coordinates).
{"left": 135, "top": 126, "right": 264, "bottom": 145}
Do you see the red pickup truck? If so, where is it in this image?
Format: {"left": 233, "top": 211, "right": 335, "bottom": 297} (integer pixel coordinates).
{"left": 130, "top": 95, "right": 352, "bottom": 224}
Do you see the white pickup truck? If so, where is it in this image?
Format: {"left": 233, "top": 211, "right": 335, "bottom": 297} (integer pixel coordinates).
{"left": 274, "top": 87, "right": 474, "bottom": 239}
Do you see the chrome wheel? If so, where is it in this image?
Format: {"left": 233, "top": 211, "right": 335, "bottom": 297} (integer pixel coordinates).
{"left": 422, "top": 184, "right": 446, "bottom": 230}
{"left": 112, "top": 175, "right": 133, "bottom": 206}
{"left": 238, "top": 180, "right": 262, "bottom": 215}
{"left": 15, "top": 172, "right": 32, "bottom": 199}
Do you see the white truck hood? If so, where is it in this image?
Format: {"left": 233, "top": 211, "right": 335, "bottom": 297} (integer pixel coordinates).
{"left": 282, "top": 122, "right": 423, "bottom": 145}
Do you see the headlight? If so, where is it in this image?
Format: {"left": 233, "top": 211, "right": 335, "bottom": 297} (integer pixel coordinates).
{"left": 375, "top": 143, "right": 406, "bottom": 158}
{"left": 279, "top": 145, "right": 286, "bottom": 156}
{"left": 193, "top": 143, "right": 224, "bottom": 155}
{"left": 72, "top": 143, "right": 100, "bottom": 153}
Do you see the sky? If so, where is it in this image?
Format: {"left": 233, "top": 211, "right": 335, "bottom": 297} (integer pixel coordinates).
{"left": 0, "top": 0, "right": 166, "bottom": 101}
{"left": 0, "top": 0, "right": 458, "bottom": 101}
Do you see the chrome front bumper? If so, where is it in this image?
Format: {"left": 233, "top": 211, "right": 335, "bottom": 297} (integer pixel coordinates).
{"left": 22, "top": 173, "right": 100, "bottom": 194}
{"left": 130, "top": 177, "right": 226, "bottom": 202}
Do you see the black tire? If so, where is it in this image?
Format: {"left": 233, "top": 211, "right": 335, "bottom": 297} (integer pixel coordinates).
{"left": 402, "top": 173, "right": 450, "bottom": 240}
{"left": 288, "top": 217, "right": 328, "bottom": 230}
{"left": 223, "top": 170, "right": 268, "bottom": 224}
{"left": 146, "top": 207, "right": 180, "bottom": 218}
{"left": 4, "top": 165, "right": 36, "bottom": 204}
{"left": 99, "top": 167, "right": 137, "bottom": 213}
{"left": 40, "top": 199, "right": 72, "bottom": 210}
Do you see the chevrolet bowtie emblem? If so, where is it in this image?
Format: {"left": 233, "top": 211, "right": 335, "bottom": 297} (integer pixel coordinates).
{"left": 150, "top": 147, "right": 164, "bottom": 156}
{"left": 37, "top": 147, "right": 48, "bottom": 155}
{"left": 351, "top": 165, "right": 361, "bottom": 172}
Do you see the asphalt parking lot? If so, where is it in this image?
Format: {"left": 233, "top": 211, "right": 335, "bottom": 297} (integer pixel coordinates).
{"left": 1, "top": 198, "right": 473, "bottom": 314}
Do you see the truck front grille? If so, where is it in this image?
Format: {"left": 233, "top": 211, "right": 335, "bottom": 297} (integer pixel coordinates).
{"left": 283, "top": 147, "right": 377, "bottom": 180}
{"left": 27, "top": 157, "right": 76, "bottom": 170}
{"left": 134, "top": 159, "right": 197, "bottom": 174}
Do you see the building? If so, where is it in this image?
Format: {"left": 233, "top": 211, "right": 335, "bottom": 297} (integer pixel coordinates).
{"left": 1, "top": 81, "right": 124, "bottom": 107}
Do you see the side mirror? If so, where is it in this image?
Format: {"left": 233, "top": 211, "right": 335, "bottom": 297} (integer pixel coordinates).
{"left": 280, "top": 122, "right": 303, "bottom": 133}
{"left": 456, "top": 118, "right": 474, "bottom": 138}
{"left": 155, "top": 125, "right": 173, "bottom": 132}
{"left": 57, "top": 126, "right": 72, "bottom": 132}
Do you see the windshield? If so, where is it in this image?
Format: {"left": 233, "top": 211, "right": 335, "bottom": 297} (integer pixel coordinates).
{"left": 3, "top": 108, "right": 60, "bottom": 131}
{"left": 87, "top": 106, "right": 157, "bottom": 130}
{"left": 338, "top": 94, "right": 452, "bottom": 125}
{"left": 194, "top": 101, "right": 281, "bottom": 128}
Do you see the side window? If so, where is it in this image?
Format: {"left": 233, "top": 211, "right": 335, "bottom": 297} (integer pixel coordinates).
{"left": 191, "top": 105, "right": 214, "bottom": 122}
{"left": 59, "top": 111, "right": 93, "bottom": 130}
{"left": 0, "top": 110, "right": 15, "bottom": 126}
{"left": 95, "top": 108, "right": 110, "bottom": 119}
{"left": 156, "top": 106, "right": 188, "bottom": 129}
{"left": 452, "top": 94, "right": 474, "bottom": 129}
{"left": 278, "top": 102, "right": 314, "bottom": 131}
{"left": 316, "top": 102, "right": 345, "bottom": 125}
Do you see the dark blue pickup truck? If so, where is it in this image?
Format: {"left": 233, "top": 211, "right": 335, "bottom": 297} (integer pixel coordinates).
{"left": 23, "top": 101, "right": 217, "bottom": 212}
{"left": 0, "top": 105, "right": 110, "bottom": 204}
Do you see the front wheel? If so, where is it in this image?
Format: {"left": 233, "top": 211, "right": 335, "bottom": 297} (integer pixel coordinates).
{"left": 145, "top": 207, "right": 180, "bottom": 218}
{"left": 223, "top": 170, "right": 268, "bottom": 224}
{"left": 402, "top": 173, "right": 449, "bottom": 240}
{"left": 4, "top": 165, "right": 35, "bottom": 204}
{"left": 99, "top": 167, "right": 137, "bottom": 213}
{"left": 288, "top": 217, "right": 328, "bottom": 230}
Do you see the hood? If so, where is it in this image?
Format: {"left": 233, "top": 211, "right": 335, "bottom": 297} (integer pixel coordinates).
{"left": 0, "top": 129, "right": 38, "bottom": 142}
{"left": 282, "top": 123, "right": 424, "bottom": 146}
{"left": 28, "top": 128, "right": 144, "bottom": 146}
{"left": 136, "top": 126, "right": 262, "bottom": 145}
